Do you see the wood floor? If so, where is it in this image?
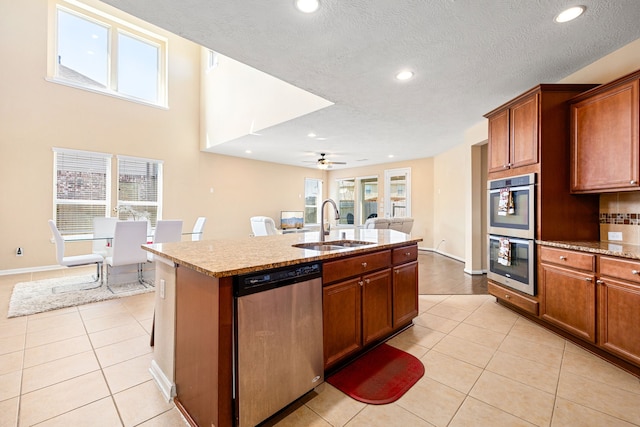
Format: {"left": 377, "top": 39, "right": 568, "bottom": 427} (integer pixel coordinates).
{"left": 418, "top": 251, "right": 487, "bottom": 295}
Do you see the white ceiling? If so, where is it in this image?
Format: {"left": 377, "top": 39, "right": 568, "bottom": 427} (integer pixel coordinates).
{"left": 102, "top": 0, "right": 640, "bottom": 170}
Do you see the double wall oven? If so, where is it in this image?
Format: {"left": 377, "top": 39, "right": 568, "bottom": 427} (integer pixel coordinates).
{"left": 487, "top": 173, "right": 536, "bottom": 296}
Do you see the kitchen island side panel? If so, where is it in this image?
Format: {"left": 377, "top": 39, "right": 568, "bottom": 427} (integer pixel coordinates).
{"left": 174, "top": 266, "right": 234, "bottom": 427}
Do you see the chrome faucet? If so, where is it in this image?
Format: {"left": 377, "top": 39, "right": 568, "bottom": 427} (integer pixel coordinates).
{"left": 320, "top": 198, "right": 340, "bottom": 242}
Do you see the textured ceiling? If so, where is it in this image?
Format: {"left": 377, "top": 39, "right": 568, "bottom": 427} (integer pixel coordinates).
{"left": 102, "top": 0, "right": 640, "bottom": 169}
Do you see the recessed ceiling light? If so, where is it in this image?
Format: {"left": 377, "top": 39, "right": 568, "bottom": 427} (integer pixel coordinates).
{"left": 307, "top": 132, "right": 316, "bottom": 138}
{"left": 316, "top": 137, "right": 327, "bottom": 141}
{"left": 395, "top": 70, "right": 414, "bottom": 81}
{"left": 554, "top": 6, "right": 585, "bottom": 23}
{"left": 388, "top": 154, "right": 395, "bottom": 158}
{"left": 245, "top": 150, "right": 252, "bottom": 154}
{"left": 295, "top": 0, "right": 319, "bottom": 13}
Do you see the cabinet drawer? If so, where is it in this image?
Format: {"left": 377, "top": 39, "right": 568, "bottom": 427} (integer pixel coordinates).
{"left": 599, "top": 256, "right": 640, "bottom": 283}
{"left": 539, "top": 246, "right": 595, "bottom": 271}
{"left": 392, "top": 245, "right": 418, "bottom": 265}
{"left": 323, "top": 250, "right": 391, "bottom": 284}
{"left": 488, "top": 282, "right": 539, "bottom": 316}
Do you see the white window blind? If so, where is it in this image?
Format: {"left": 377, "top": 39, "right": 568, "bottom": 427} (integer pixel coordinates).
{"left": 53, "top": 148, "right": 111, "bottom": 235}
{"left": 116, "top": 156, "right": 163, "bottom": 227}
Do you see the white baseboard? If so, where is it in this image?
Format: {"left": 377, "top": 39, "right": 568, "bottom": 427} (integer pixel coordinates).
{"left": 0, "top": 265, "right": 65, "bottom": 276}
{"left": 149, "top": 359, "right": 176, "bottom": 402}
{"left": 463, "top": 268, "right": 486, "bottom": 275}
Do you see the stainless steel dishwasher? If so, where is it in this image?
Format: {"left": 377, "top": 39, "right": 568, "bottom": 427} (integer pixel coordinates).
{"left": 234, "top": 262, "right": 324, "bottom": 427}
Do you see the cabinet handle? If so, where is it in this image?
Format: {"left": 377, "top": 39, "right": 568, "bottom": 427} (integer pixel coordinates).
{"left": 585, "top": 277, "right": 592, "bottom": 282}
{"left": 406, "top": 252, "right": 411, "bottom": 256}
{"left": 358, "top": 281, "right": 363, "bottom": 287}
{"left": 631, "top": 180, "right": 637, "bottom": 185}
{"left": 364, "top": 278, "right": 370, "bottom": 284}
{"left": 559, "top": 256, "right": 567, "bottom": 261}
{"left": 632, "top": 270, "right": 640, "bottom": 275}
{"left": 503, "top": 164, "right": 510, "bottom": 169}
{"left": 395, "top": 269, "right": 400, "bottom": 274}
{"left": 504, "top": 294, "right": 510, "bottom": 299}
{"left": 362, "top": 262, "right": 368, "bottom": 268}
{"left": 596, "top": 280, "right": 604, "bottom": 284}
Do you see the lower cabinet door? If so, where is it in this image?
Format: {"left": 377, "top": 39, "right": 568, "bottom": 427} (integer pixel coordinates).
{"left": 540, "top": 264, "right": 596, "bottom": 343}
{"left": 322, "top": 278, "right": 362, "bottom": 369}
{"left": 361, "top": 269, "right": 393, "bottom": 346}
{"left": 393, "top": 261, "right": 418, "bottom": 327}
{"left": 598, "top": 278, "right": 640, "bottom": 366}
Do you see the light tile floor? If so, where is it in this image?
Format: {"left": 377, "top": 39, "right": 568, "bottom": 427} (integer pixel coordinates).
{"left": 1, "top": 267, "right": 640, "bottom": 427}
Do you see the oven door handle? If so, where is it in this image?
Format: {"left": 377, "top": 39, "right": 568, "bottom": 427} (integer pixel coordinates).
{"left": 489, "top": 235, "right": 530, "bottom": 245}
{"left": 489, "top": 185, "right": 532, "bottom": 193}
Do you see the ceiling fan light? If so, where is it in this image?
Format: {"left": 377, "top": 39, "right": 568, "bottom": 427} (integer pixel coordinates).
{"left": 554, "top": 6, "right": 585, "bottom": 23}
{"left": 295, "top": 0, "right": 319, "bottom": 13}
{"left": 317, "top": 162, "right": 329, "bottom": 170}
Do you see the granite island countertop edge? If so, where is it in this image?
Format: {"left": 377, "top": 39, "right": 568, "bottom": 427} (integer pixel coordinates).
{"left": 143, "top": 229, "right": 423, "bottom": 278}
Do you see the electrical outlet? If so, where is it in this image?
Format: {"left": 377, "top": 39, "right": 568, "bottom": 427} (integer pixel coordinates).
{"left": 608, "top": 231, "right": 623, "bottom": 241}
{"left": 16, "top": 247, "right": 23, "bottom": 256}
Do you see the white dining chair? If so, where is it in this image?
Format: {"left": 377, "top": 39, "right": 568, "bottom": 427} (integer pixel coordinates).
{"left": 92, "top": 217, "right": 118, "bottom": 257}
{"left": 104, "top": 221, "right": 149, "bottom": 292}
{"left": 48, "top": 220, "right": 104, "bottom": 291}
{"left": 250, "top": 216, "right": 278, "bottom": 236}
{"left": 148, "top": 220, "right": 183, "bottom": 262}
{"left": 191, "top": 216, "right": 206, "bottom": 241}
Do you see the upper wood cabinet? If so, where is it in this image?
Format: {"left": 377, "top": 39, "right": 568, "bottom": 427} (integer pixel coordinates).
{"left": 485, "top": 84, "right": 597, "bottom": 178}
{"left": 487, "top": 93, "right": 539, "bottom": 173}
{"left": 570, "top": 75, "right": 640, "bottom": 193}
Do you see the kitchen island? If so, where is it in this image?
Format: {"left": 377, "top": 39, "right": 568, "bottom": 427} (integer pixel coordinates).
{"left": 143, "top": 229, "right": 422, "bottom": 427}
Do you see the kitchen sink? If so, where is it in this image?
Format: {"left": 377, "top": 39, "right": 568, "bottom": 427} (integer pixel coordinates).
{"left": 292, "top": 240, "right": 375, "bottom": 251}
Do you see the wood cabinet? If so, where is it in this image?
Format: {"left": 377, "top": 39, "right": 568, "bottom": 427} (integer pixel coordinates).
{"left": 535, "top": 246, "right": 640, "bottom": 369}
{"left": 570, "top": 76, "right": 640, "bottom": 193}
{"left": 487, "top": 92, "right": 538, "bottom": 173}
{"left": 597, "top": 257, "right": 640, "bottom": 365}
{"left": 391, "top": 245, "right": 419, "bottom": 328}
{"left": 538, "top": 246, "right": 596, "bottom": 343}
{"left": 485, "top": 84, "right": 600, "bottom": 241}
{"left": 322, "top": 250, "right": 392, "bottom": 370}
{"left": 322, "top": 245, "right": 419, "bottom": 370}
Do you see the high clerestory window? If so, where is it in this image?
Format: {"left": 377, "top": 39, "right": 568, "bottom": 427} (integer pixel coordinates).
{"left": 51, "top": 1, "right": 168, "bottom": 107}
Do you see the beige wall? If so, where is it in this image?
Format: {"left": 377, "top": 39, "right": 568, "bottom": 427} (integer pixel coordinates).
{"left": 327, "top": 158, "right": 434, "bottom": 249}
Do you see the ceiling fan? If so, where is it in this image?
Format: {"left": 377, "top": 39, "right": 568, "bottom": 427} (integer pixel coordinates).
{"left": 306, "top": 153, "right": 347, "bottom": 169}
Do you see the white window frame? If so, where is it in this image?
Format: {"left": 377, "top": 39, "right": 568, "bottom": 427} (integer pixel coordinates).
{"left": 52, "top": 147, "right": 112, "bottom": 236}
{"left": 48, "top": 0, "right": 168, "bottom": 108}
{"left": 116, "top": 155, "right": 163, "bottom": 227}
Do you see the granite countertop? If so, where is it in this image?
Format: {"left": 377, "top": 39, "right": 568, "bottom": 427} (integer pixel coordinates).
{"left": 143, "top": 229, "right": 423, "bottom": 278}
{"left": 538, "top": 240, "right": 640, "bottom": 260}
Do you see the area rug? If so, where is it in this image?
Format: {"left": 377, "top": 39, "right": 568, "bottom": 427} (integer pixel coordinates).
{"left": 326, "top": 343, "right": 424, "bottom": 404}
{"left": 7, "top": 275, "right": 153, "bottom": 318}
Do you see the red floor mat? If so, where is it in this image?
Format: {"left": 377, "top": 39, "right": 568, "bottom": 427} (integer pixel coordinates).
{"left": 326, "top": 343, "right": 425, "bottom": 404}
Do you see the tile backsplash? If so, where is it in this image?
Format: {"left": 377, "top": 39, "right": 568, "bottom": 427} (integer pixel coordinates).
{"left": 600, "top": 192, "right": 640, "bottom": 245}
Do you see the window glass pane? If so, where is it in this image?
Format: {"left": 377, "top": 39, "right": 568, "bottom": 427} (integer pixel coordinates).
{"left": 337, "top": 179, "right": 355, "bottom": 224}
{"left": 57, "top": 9, "right": 108, "bottom": 89}
{"left": 54, "top": 149, "right": 110, "bottom": 235}
{"left": 360, "top": 178, "right": 378, "bottom": 223}
{"left": 117, "top": 32, "right": 159, "bottom": 102}
{"left": 304, "top": 178, "right": 322, "bottom": 224}
{"left": 117, "top": 157, "right": 161, "bottom": 227}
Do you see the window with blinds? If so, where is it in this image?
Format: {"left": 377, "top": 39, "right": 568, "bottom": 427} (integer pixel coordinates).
{"left": 53, "top": 148, "right": 112, "bottom": 235}
{"left": 116, "top": 156, "right": 163, "bottom": 227}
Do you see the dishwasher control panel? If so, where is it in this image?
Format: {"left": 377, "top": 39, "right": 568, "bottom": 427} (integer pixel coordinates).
{"left": 234, "top": 262, "right": 322, "bottom": 296}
